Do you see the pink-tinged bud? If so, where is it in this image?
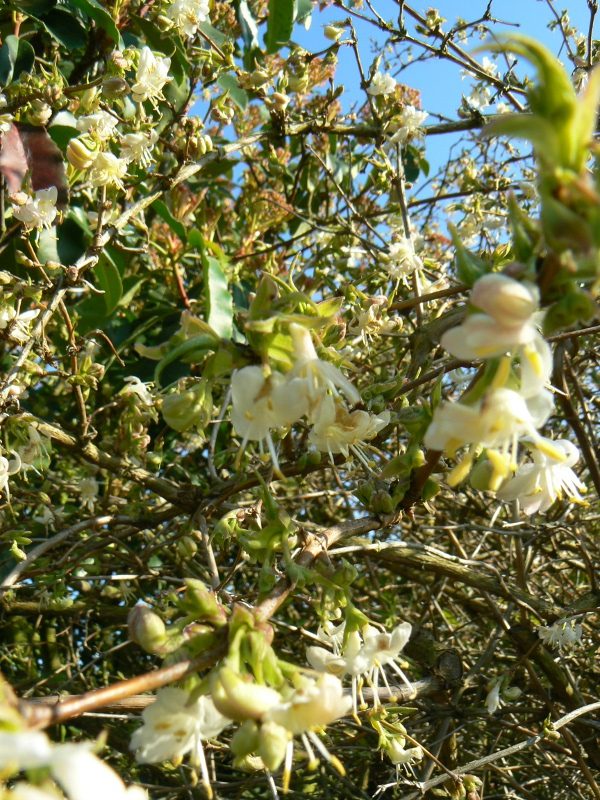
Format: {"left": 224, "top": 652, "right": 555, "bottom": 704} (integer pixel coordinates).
{"left": 210, "top": 666, "right": 281, "bottom": 721}
{"left": 470, "top": 274, "right": 538, "bottom": 326}
{"left": 66, "top": 138, "right": 96, "bottom": 170}
{"left": 128, "top": 604, "right": 167, "bottom": 653}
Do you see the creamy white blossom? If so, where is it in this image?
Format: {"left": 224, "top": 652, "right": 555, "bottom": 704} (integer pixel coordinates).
{"left": 76, "top": 110, "right": 119, "bottom": 140}
{"left": 166, "top": 0, "right": 210, "bottom": 37}
{"left": 12, "top": 187, "right": 58, "bottom": 229}
{"left": 131, "top": 47, "right": 172, "bottom": 104}
{"left": 309, "top": 395, "right": 390, "bottom": 458}
{"left": 131, "top": 687, "right": 229, "bottom": 765}
{"left": 121, "top": 376, "right": 154, "bottom": 406}
{"left": 79, "top": 476, "right": 99, "bottom": 511}
{"left": 367, "top": 71, "right": 396, "bottom": 96}
{"left": 387, "top": 105, "right": 428, "bottom": 145}
{"left": 88, "top": 151, "right": 128, "bottom": 189}
{"left": 485, "top": 680, "right": 503, "bottom": 714}
{"left": 385, "top": 237, "right": 423, "bottom": 278}
{"left": 538, "top": 618, "right": 583, "bottom": 652}
{"left": 497, "top": 439, "right": 586, "bottom": 514}
{"left": 265, "top": 673, "right": 351, "bottom": 735}
{"left": 120, "top": 130, "right": 159, "bottom": 167}
{"left": 0, "top": 305, "right": 40, "bottom": 344}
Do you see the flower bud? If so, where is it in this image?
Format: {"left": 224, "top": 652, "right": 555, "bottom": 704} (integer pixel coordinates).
{"left": 470, "top": 274, "right": 538, "bottom": 326}
{"left": 28, "top": 99, "right": 52, "bottom": 126}
{"left": 258, "top": 721, "right": 290, "bottom": 771}
{"left": 210, "top": 666, "right": 281, "bottom": 721}
{"left": 102, "top": 76, "right": 130, "bottom": 98}
{"left": 230, "top": 720, "right": 261, "bottom": 758}
{"left": 128, "top": 604, "right": 167, "bottom": 653}
{"left": 162, "top": 380, "right": 212, "bottom": 433}
{"left": 182, "top": 578, "right": 228, "bottom": 626}
{"left": 67, "top": 138, "right": 96, "bottom": 170}
{"left": 324, "top": 23, "right": 345, "bottom": 41}
{"left": 270, "top": 91, "right": 290, "bottom": 111}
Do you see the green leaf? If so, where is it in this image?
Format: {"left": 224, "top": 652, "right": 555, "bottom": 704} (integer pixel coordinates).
{"left": 203, "top": 255, "right": 234, "bottom": 339}
{"left": 154, "top": 334, "right": 219, "bottom": 386}
{"left": 296, "top": 0, "right": 313, "bottom": 26}
{"left": 38, "top": 8, "right": 88, "bottom": 49}
{"left": 265, "top": 0, "right": 295, "bottom": 53}
{"left": 197, "top": 21, "right": 227, "bottom": 47}
{"left": 151, "top": 199, "right": 187, "bottom": 241}
{"left": 10, "top": 0, "right": 56, "bottom": 15}
{"left": 237, "top": 0, "right": 260, "bottom": 51}
{"left": 94, "top": 252, "right": 123, "bottom": 314}
{"left": 66, "top": 0, "right": 122, "bottom": 45}
{"left": 217, "top": 73, "right": 248, "bottom": 111}
{"left": 0, "top": 36, "right": 35, "bottom": 84}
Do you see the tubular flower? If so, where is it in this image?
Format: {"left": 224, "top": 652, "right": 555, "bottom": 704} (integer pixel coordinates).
{"left": 166, "top": 0, "right": 210, "bottom": 37}
{"left": 288, "top": 323, "right": 360, "bottom": 415}
{"left": 308, "top": 395, "right": 390, "bottom": 459}
{"left": 424, "top": 387, "right": 560, "bottom": 490}
{"left": 88, "top": 152, "right": 128, "bottom": 189}
{"left": 367, "top": 71, "right": 396, "bottom": 95}
{"left": 131, "top": 47, "right": 172, "bottom": 104}
{"left": 538, "top": 618, "right": 583, "bottom": 652}
{"left": 497, "top": 438, "right": 586, "bottom": 514}
{"left": 11, "top": 188, "right": 57, "bottom": 229}
{"left": 120, "top": 130, "right": 159, "bottom": 167}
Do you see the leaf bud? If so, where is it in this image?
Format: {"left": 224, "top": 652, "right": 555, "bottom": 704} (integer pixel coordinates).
{"left": 127, "top": 604, "right": 167, "bottom": 654}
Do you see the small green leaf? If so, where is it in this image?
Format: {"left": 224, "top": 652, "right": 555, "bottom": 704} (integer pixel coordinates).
{"left": 0, "top": 36, "right": 35, "bottom": 84}
{"left": 151, "top": 199, "right": 187, "bottom": 241}
{"left": 237, "top": 0, "right": 260, "bottom": 51}
{"left": 94, "top": 253, "right": 123, "bottom": 314}
{"left": 204, "top": 255, "right": 233, "bottom": 339}
{"left": 217, "top": 73, "right": 248, "bottom": 111}
{"left": 265, "top": 0, "right": 295, "bottom": 53}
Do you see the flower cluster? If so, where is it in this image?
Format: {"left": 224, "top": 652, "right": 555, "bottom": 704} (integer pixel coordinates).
{"left": 306, "top": 619, "right": 413, "bottom": 715}
{"left": 231, "top": 323, "right": 389, "bottom": 469}
{"left": 424, "top": 273, "right": 586, "bottom": 512}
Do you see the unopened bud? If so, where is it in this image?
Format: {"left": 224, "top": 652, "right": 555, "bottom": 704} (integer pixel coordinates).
{"left": 230, "top": 720, "right": 261, "bottom": 758}
{"left": 127, "top": 604, "right": 167, "bottom": 653}
{"left": 324, "top": 23, "right": 345, "bottom": 41}
{"left": 210, "top": 666, "right": 281, "bottom": 722}
{"left": 258, "top": 721, "right": 290, "bottom": 771}
{"left": 269, "top": 91, "right": 290, "bottom": 111}
{"left": 67, "top": 138, "right": 96, "bottom": 170}
{"left": 183, "top": 579, "right": 228, "bottom": 625}
{"left": 28, "top": 99, "right": 52, "bottom": 126}
{"left": 102, "top": 76, "right": 130, "bottom": 98}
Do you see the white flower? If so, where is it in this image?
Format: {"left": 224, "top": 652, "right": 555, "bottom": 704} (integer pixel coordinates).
{"left": 367, "top": 71, "right": 396, "bottom": 96}
{"left": 120, "top": 130, "right": 159, "bottom": 167}
{"left": 131, "top": 687, "right": 229, "bottom": 765}
{"left": 79, "top": 476, "right": 99, "bottom": 511}
{"left": 9, "top": 784, "right": 61, "bottom": 800}
{"left": 265, "top": 674, "right": 351, "bottom": 735}
{"left": 308, "top": 395, "right": 389, "bottom": 458}
{"left": 538, "top": 618, "right": 583, "bottom": 652}
{"left": 88, "top": 151, "right": 128, "bottom": 188}
{"left": 385, "top": 237, "right": 423, "bottom": 278}
{"left": 230, "top": 365, "right": 309, "bottom": 457}
{"left": 12, "top": 187, "right": 58, "bottom": 229}
{"left": 16, "top": 426, "right": 50, "bottom": 475}
{"left": 424, "top": 387, "right": 559, "bottom": 489}
{"left": 485, "top": 680, "right": 503, "bottom": 714}
{"left": 0, "top": 730, "right": 146, "bottom": 800}
{"left": 0, "top": 447, "right": 21, "bottom": 497}
{"left": 387, "top": 740, "right": 424, "bottom": 765}
{"left": 465, "top": 85, "right": 492, "bottom": 110}
{"left": 121, "top": 376, "right": 154, "bottom": 406}
{"left": 131, "top": 47, "right": 172, "bottom": 104}
{"left": 0, "top": 94, "right": 13, "bottom": 134}
{"left": 387, "top": 105, "right": 428, "bottom": 145}
{"left": 76, "top": 110, "right": 119, "bottom": 140}
{"left": 289, "top": 323, "right": 360, "bottom": 416}
{"left": 497, "top": 439, "right": 586, "bottom": 514}
{"left": 166, "top": 0, "right": 210, "bottom": 37}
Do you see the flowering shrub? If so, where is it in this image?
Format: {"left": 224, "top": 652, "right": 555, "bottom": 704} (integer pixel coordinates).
{"left": 0, "top": 2, "right": 598, "bottom": 799}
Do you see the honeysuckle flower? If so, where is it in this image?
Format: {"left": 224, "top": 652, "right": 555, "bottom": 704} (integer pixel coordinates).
{"left": 387, "top": 105, "right": 428, "bottom": 145}
{"left": 131, "top": 47, "right": 171, "bottom": 104}
{"left": 16, "top": 426, "right": 50, "bottom": 475}
{"left": 11, "top": 187, "right": 58, "bottom": 229}
{"left": 385, "top": 237, "right": 423, "bottom": 278}
{"left": 424, "top": 387, "right": 558, "bottom": 489}
{"left": 0, "top": 730, "right": 146, "bottom": 800}
{"left": 367, "top": 71, "right": 396, "bottom": 96}
{"left": 465, "top": 84, "right": 492, "bottom": 110}
{"left": 79, "top": 476, "right": 99, "bottom": 511}
{"left": 211, "top": 666, "right": 282, "bottom": 722}
{"left": 485, "top": 679, "right": 503, "bottom": 714}
{"left": 538, "top": 618, "right": 583, "bottom": 652}
{"left": 386, "top": 740, "right": 424, "bottom": 765}
{"left": 308, "top": 395, "right": 390, "bottom": 459}
{"left": 166, "top": 0, "right": 210, "bottom": 37}
{"left": 131, "top": 686, "right": 229, "bottom": 764}
{"left": 288, "top": 323, "right": 360, "bottom": 416}
{"left": 120, "top": 129, "right": 159, "bottom": 167}
{"left": 230, "top": 365, "right": 309, "bottom": 470}
{"left": 497, "top": 439, "right": 586, "bottom": 514}
{"left": 88, "top": 151, "right": 128, "bottom": 189}
{"left": 121, "top": 376, "right": 154, "bottom": 407}
{"left": 0, "top": 447, "right": 21, "bottom": 497}
{"left": 76, "top": 110, "right": 119, "bottom": 140}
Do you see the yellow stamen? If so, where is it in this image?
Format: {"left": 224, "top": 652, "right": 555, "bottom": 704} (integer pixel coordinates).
{"left": 447, "top": 452, "right": 474, "bottom": 486}
{"left": 536, "top": 439, "right": 567, "bottom": 461}
{"left": 487, "top": 449, "right": 511, "bottom": 491}
{"left": 523, "top": 344, "right": 543, "bottom": 377}
{"left": 491, "top": 356, "right": 512, "bottom": 390}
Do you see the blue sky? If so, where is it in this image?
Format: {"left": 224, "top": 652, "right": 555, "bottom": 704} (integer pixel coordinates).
{"left": 292, "top": 1, "right": 592, "bottom": 177}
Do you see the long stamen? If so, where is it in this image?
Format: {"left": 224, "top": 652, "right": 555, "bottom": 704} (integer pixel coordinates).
{"left": 301, "top": 732, "right": 319, "bottom": 770}
{"left": 389, "top": 661, "right": 417, "bottom": 698}
{"left": 308, "top": 731, "right": 345, "bottom": 776}
{"left": 282, "top": 740, "right": 294, "bottom": 794}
